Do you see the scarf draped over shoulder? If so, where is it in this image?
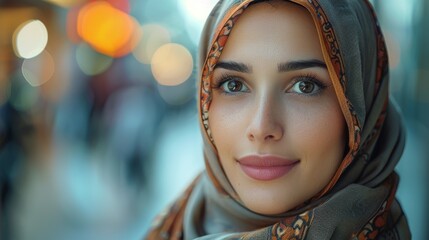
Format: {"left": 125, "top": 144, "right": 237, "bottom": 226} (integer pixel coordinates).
{"left": 146, "top": 0, "right": 411, "bottom": 239}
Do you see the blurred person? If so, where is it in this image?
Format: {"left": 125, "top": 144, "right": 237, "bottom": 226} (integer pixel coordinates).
{"left": 0, "top": 100, "right": 40, "bottom": 239}
{"left": 145, "top": 0, "right": 411, "bottom": 239}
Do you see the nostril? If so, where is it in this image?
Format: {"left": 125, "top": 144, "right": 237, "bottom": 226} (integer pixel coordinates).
{"left": 265, "top": 134, "right": 275, "bottom": 140}
{"left": 248, "top": 133, "right": 255, "bottom": 141}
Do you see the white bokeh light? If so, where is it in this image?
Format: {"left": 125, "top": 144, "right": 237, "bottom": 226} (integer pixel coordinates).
{"left": 21, "top": 50, "right": 55, "bottom": 87}
{"left": 14, "top": 20, "right": 48, "bottom": 59}
{"left": 151, "top": 43, "right": 193, "bottom": 86}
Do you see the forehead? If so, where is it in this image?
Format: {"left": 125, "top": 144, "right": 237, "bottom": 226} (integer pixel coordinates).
{"left": 218, "top": 1, "right": 324, "bottom": 64}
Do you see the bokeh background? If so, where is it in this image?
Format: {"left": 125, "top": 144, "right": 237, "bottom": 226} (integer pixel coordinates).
{"left": 0, "top": 0, "right": 427, "bottom": 239}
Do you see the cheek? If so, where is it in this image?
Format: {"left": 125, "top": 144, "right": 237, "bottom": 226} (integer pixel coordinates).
{"left": 294, "top": 109, "right": 344, "bottom": 144}
{"left": 286, "top": 98, "right": 346, "bottom": 170}
{"left": 208, "top": 97, "right": 248, "bottom": 156}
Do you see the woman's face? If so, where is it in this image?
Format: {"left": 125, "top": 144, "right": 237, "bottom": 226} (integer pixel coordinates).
{"left": 208, "top": 1, "right": 346, "bottom": 215}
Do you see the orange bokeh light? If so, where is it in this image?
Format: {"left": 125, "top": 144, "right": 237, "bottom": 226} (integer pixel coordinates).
{"left": 77, "top": 1, "right": 140, "bottom": 57}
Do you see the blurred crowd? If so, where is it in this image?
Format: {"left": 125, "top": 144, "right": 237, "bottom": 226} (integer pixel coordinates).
{"left": 0, "top": 0, "right": 428, "bottom": 239}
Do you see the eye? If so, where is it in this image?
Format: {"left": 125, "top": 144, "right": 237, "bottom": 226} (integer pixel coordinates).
{"left": 219, "top": 78, "right": 249, "bottom": 94}
{"left": 289, "top": 77, "right": 326, "bottom": 95}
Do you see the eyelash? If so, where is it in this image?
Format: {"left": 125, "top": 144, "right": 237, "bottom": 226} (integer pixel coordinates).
{"left": 288, "top": 74, "right": 327, "bottom": 96}
{"left": 211, "top": 73, "right": 327, "bottom": 96}
{"left": 211, "top": 73, "right": 246, "bottom": 95}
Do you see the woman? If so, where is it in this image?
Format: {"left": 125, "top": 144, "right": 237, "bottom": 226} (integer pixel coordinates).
{"left": 146, "top": 0, "right": 411, "bottom": 239}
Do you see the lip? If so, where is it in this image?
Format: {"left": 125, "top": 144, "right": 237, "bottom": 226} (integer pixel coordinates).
{"left": 237, "top": 155, "right": 299, "bottom": 181}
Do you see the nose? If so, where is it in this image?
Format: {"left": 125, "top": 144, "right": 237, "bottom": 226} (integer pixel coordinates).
{"left": 246, "top": 95, "right": 284, "bottom": 143}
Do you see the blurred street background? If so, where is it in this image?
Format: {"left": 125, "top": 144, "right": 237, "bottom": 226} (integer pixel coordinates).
{"left": 0, "top": 0, "right": 428, "bottom": 239}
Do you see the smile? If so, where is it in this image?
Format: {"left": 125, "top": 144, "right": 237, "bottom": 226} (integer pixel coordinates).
{"left": 237, "top": 155, "right": 299, "bottom": 181}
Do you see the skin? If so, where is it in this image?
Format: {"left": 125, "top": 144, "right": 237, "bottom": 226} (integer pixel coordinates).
{"left": 208, "top": 1, "right": 346, "bottom": 215}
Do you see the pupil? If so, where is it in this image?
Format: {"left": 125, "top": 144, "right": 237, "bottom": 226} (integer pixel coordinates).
{"left": 228, "top": 81, "right": 241, "bottom": 91}
{"left": 299, "top": 81, "right": 314, "bottom": 93}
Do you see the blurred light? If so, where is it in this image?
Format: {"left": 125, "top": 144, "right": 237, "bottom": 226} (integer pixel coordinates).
{"left": 21, "top": 50, "right": 55, "bottom": 87}
{"left": 151, "top": 43, "right": 193, "bottom": 86}
{"left": 77, "top": 1, "right": 141, "bottom": 57}
{"left": 132, "top": 24, "right": 171, "bottom": 64}
{"left": 13, "top": 20, "right": 48, "bottom": 59}
{"left": 179, "top": 0, "right": 218, "bottom": 45}
{"left": 76, "top": 43, "right": 113, "bottom": 76}
{"left": 43, "top": 0, "right": 86, "bottom": 8}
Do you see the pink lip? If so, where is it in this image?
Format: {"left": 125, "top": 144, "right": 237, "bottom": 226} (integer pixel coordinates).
{"left": 237, "top": 155, "right": 299, "bottom": 181}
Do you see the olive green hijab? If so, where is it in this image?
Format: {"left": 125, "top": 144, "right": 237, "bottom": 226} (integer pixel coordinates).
{"left": 146, "top": 0, "right": 411, "bottom": 239}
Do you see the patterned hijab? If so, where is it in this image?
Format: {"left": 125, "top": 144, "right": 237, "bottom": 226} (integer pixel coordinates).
{"left": 146, "top": 0, "right": 411, "bottom": 239}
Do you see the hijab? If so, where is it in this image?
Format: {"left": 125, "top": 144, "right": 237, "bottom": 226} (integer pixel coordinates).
{"left": 146, "top": 0, "right": 411, "bottom": 239}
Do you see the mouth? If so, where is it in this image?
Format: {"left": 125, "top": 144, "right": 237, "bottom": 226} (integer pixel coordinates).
{"left": 237, "top": 155, "right": 299, "bottom": 181}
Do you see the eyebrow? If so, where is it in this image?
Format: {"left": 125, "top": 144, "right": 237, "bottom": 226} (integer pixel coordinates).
{"left": 214, "top": 61, "right": 252, "bottom": 73}
{"left": 214, "top": 59, "right": 327, "bottom": 73}
{"left": 278, "top": 59, "right": 327, "bottom": 72}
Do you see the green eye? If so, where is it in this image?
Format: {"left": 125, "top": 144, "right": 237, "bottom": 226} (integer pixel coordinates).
{"left": 289, "top": 78, "right": 325, "bottom": 95}
{"left": 221, "top": 79, "right": 249, "bottom": 93}
{"left": 226, "top": 80, "right": 242, "bottom": 92}
{"left": 296, "top": 81, "right": 316, "bottom": 94}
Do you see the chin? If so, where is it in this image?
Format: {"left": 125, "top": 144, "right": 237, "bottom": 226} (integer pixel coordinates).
{"left": 249, "top": 205, "right": 290, "bottom": 216}
{"left": 243, "top": 198, "right": 295, "bottom": 216}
